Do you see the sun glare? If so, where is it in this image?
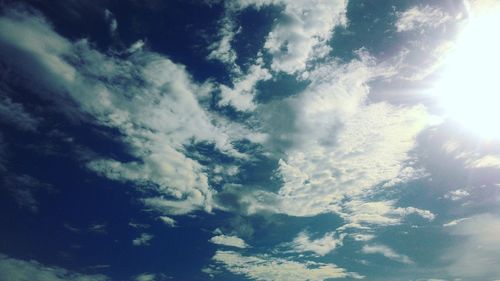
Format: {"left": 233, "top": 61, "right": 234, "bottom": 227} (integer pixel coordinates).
{"left": 436, "top": 2, "right": 500, "bottom": 138}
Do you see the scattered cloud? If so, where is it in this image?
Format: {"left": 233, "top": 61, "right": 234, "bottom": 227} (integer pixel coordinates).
{"left": 212, "top": 250, "right": 363, "bottom": 280}
{"left": 444, "top": 189, "right": 470, "bottom": 201}
{"left": 209, "top": 234, "right": 248, "bottom": 249}
{"left": 286, "top": 231, "right": 344, "bottom": 256}
{"left": 218, "top": 57, "right": 271, "bottom": 111}
{"left": 0, "top": 6, "right": 263, "bottom": 216}
{"left": 88, "top": 223, "right": 107, "bottom": 234}
{"left": 0, "top": 253, "right": 108, "bottom": 281}
{"left": 158, "top": 216, "right": 177, "bottom": 228}
{"left": 396, "top": 5, "right": 450, "bottom": 32}
{"left": 361, "top": 244, "right": 413, "bottom": 264}
{"left": 133, "top": 233, "right": 154, "bottom": 246}
{"left": 443, "top": 218, "right": 469, "bottom": 227}
{"left": 134, "top": 273, "right": 156, "bottom": 281}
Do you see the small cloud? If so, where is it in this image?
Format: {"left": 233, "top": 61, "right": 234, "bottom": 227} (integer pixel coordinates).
{"left": 158, "top": 216, "right": 176, "bottom": 227}
{"left": 134, "top": 273, "right": 155, "bottom": 281}
{"left": 443, "top": 218, "right": 469, "bottom": 227}
{"left": 129, "top": 221, "right": 150, "bottom": 229}
{"left": 444, "top": 189, "right": 470, "bottom": 201}
{"left": 88, "top": 223, "right": 107, "bottom": 234}
{"left": 209, "top": 234, "right": 248, "bottom": 249}
{"left": 127, "top": 40, "right": 145, "bottom": 53}
{"left": 133, "top": 233, "right": 154, "bottom": 246}
{"left": 104, "top": 9, "right": 117, "bottom": 33}
{"left": 286, "top": 231, "right": 343, "bottom": 256}
{"left": 361, "top": 244, "right": 413, "bottom": 264}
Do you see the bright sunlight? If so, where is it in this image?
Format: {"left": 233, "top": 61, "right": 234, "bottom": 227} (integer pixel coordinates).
{"left": 436, "top": 1, "right": 500, "bottom": 138}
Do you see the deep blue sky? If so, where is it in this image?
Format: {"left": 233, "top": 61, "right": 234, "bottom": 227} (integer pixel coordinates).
{"left": 1, "top": 1, "right": 500, "bottom": 281}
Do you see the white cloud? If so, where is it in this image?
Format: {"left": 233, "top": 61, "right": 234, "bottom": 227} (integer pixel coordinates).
{"left": 133, "top": 233, "right": 154, "bottom": 246}
{"left": 0, "top": 253, "right": 108, "bottom": 281}
{"left": 286, "top": 231, "right": 343, "bottom": 256}
{"left": 0, "top": 7, "right": 264, "bottom": 216}
{"left": 212, "top": 250, "right": 363, "bottom": 280}
{"left": 134, "top": 273, "right": 156, "bottom": 281}
{"left": 443, "top": 218, "right": 469, "bottom": 227}
{"left": 209, "top": 234, "right": 248, "bottom": 249}
{"left": 396, "top": 5, "right": 450, "bottom": 32}
{"left": 218, "top": 58, "right": 271, "bottom": 111}
{"left": 218, "top": 0, "right": 348, "bottom": 74}
{"left": 262, "top": 0, "right": 348, "bottom": 73}
{"left": 361, "top": 244, "right": 413, "bottom": 264}
{"left": 207, "top": 16, "right": 240, "bottom": 67}
{"left": 158, "top": 216, "right": 177, "bottom": 227}
{"left": 260, "top": 55, "right": 430, "bottom": 225}
{"left": 444, "top": 189, "right": 470, "bottom": 201}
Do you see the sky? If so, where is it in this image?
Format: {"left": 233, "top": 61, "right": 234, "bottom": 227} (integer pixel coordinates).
{"left": 1, "top": 0, "right": 500, "bottom": 280}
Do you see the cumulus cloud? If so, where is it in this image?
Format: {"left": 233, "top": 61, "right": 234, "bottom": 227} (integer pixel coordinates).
{"left": 133, "top": 233, "right": 154, "bottom": 246}
{"left": 286, "top": 231, "right": 344, "bottom": 256}
{"left": 396, "top": 5, "right": 450, "bottom": 32}
{"left": 225, "top": 54, "right": 432, "bottom": 229}
{"left": 361, "top": 244, "right": 413, "bottom": 264}
{"left": 212, "top": 250, "right": 363, "bottom": 280}
{"left": 0, "top": 7, "right": 263, "bottom": 216}
{"left": 0, "top": 253, "right": 108, "bottom": 281}
{"left": 209, "top": 234, "right": 248, "bottom": 248}
{"left": 217, "top": 0, "right": 348, "bottom": 74}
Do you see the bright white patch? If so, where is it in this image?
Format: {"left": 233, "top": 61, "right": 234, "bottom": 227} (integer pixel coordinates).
{"left": 209, "top": 234, "right": 248, "bottom": 249}
{"left": 435, "top": 2, "right": 500, "bottom": 139}
{"left": 287, "top": 231, "right": 343, "bottom": 256}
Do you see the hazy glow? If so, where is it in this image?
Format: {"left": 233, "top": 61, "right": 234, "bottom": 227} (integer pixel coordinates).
{"left": 436, "top": 3, "right": 500, "bottom": 138}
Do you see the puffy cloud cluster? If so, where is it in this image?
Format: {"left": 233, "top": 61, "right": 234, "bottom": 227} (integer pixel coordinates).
{"left": 0, "top": 7, "right": 263, "bottom": 216}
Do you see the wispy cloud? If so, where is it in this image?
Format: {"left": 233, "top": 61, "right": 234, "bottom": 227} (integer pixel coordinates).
{"left": 396, "top": 5, "right": 450, "bottom": 32}
{"left": 0, "top": 253, "right": 108, "bottom": 281}
{"left": 133, "top": 233, "right": 154, "bottom": 246}
{"left": 0, "top": 6, "right": 263, "bottom": 216}
{"left": 285, "top": 231, "right": 344, "bottom": 256}
{"left": 361, "top": 244, "right": 413, "bottom": 264}
{"left": 212, "top": 250, "right": 363, "bottom": 280}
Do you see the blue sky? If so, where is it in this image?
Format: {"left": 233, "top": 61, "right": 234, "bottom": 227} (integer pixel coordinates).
{"left": 1, "top": 0, "right": 500, "bottom": 280}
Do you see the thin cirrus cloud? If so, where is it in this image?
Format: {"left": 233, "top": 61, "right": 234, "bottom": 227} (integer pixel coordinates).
{"left": 395, "top": 5, "right": 451, "bottom": 32}
{"left": 361, "top": 244, "right": 414, "bottom": 264}
{"left": 0, "top": 253, "right": 109, "bottom": 281}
